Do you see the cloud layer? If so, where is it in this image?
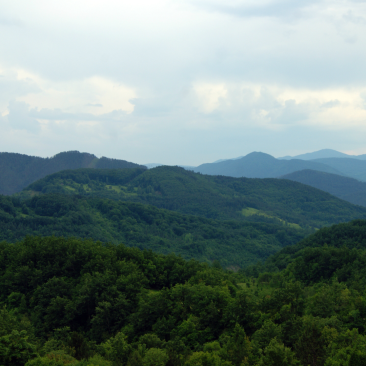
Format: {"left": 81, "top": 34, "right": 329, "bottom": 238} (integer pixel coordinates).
{"left": 1, "top": 0, "right": 366, "bottom": 164}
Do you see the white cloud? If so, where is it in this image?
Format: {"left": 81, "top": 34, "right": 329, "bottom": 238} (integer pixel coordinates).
{"left": 1, "top": 0, "right": 366, "bottom": 163}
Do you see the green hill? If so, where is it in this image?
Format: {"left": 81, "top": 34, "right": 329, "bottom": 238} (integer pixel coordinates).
{"left": 251, "top": 219, "right": 366, "bottom": 273}
{"left": 193, "top": 152, "right": 343, "bottom": 178}
{"left": 0, "top": 193, "right": 308, "bottom": 268}
{"left": 281, "top": 169, "right": 366, "bottom": 207}
{"left": 0, "top": 151, "right": 146, "bottom": 195}
{"left": 21, "top": 166, "right": 366, "bottom": 229}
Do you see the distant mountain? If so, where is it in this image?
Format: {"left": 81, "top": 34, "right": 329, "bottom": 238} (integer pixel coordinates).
{"left": 144, "top": 163, "right": 164, "bottom": 169}
{"left": 311, "top": 158, "right": 366, "bottom": 182}
{"left": 0, "top": 151, "right": 146, "bottom": 195}
{"left": 279, "top": 148, "right": 366, "bottom": 160}
{"left": 144, "top": 163, "right": 196, "bottom": 170}
{"left": 21, "top": 165, "right": 366, "bottom": 229}
{"left": 193, "top": 152, "right": 343, "bottom": 178}
{"left": 281, "top": 169, "right": 366, "bottom": 207}
{"left": 213, "top": 156, "right": 244, "bottom": 163}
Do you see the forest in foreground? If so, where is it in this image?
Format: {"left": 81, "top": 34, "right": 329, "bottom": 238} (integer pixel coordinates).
{"left": 1, "top": 220, "right": 366, "bottom": 366}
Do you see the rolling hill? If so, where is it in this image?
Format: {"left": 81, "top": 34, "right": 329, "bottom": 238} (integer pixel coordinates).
{"left": 20, "top": 165, "right": 366, "bottom": 229}
{"left": 248, "top": 219, "right": 366, "bottom": 274}
{"left": 193, "top": 152, "right": 343, "bottom": 178}
{"left": 311, "top": 157, "right": 366, "bottom": 181}
{"left": 0, "top": 150, "right": 146, "bottom": 195}
{"left": 0, "top": 193, "right": 307, "bottom": 268}
{"left": 281, "top": 169, "right": 366, "bottom": 207}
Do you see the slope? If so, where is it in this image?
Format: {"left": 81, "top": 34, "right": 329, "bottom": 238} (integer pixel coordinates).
{"left": 279, "top": 148, "right": 366, "bottom": 160}
{"left": 255, "top": 219, "right": 366, "bottom": 272}
{"left": 311, "top": 157, "right": 366, "bottom": 181}
{"left": 0, "top": 193, "right": 307, "bottom": 268}
{"left": 193, "top": 152, "right": 343, "bottom": 178}
{"left": 20, "top": 165, "right": 366, "bottom": 229}
{"left": 281, "top": 169, "right": 366, "bottom": 207}
{"left": 0, "top": 151, "right": 146, "bottom": 195}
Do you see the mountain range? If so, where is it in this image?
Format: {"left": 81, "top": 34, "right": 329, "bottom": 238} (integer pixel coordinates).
{"left": 279, "top": 148, "right": 366, "bottom": 160}
{"left": 193, "top": 152, "right": 344, "bottom": 178}
{"left": 0, "top": 150, "right": 146, "bottom": 195}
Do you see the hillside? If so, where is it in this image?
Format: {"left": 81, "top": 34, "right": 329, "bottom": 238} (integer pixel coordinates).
{"left": 193, "top": 152, "right": 343, "bottom": 178}
{"left": 311, "top": 157, "right": 366, "bottom": 181}
{"left": 2, "top": 235, "right": 366, "bottom": 365}
{"left": 281, "top": 169, "right": 366, "bottom": 207}
{"left": 0, "top": 193, "right": 307, "bottom": 268}
{"left": 279, "top": 148, "right": 366, "bottom": 160}
{"left": 20, "top": 166, "right": 366, "bottom": 229}
{"left": 251, "top": 219, "right": 366, "bottom": 273}
{"left": 0, "top": 151, "right": 146, "bottom": 195}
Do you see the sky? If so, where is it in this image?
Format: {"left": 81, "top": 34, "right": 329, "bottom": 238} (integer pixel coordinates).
{"left": 1, "top": 0, "right": 366, "bottom": 166}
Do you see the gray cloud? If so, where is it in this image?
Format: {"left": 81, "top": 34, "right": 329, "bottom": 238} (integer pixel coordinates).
{"left": 7, "top": 101, "right": 40, "bottom": 132}
{"left": 0, "top": 1, "right": 366, "bottom": 163}
{"left": 343, "top": 10, "right": 366, "bottom": 24}
{"left": 193, "top": 0, "right": 322, "bottom": 20}
{"left": 321, "top": 100, "right": 341, "bottom": 108}
{"left": 28, "top": 107, "right": 129, "bottom": 122}
{"left": 85, "top": 103, "right": 103, "bottom": 107}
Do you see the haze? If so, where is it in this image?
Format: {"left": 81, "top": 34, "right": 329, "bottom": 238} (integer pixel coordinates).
{"left": 1, "top": 0, "right": 366, "bottom": 165}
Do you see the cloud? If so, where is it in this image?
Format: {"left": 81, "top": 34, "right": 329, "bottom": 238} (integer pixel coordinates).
{"left": 6, "top": 101, "right": 40, "bottom": 133}
{"left": 192, "top": 0, "right": 322, "bottom": 20}
{"left": 1, "top": 1, "right": 366, "bottom": 163}
{"left": 321, "top": 100, "right": 340, "bottom": 108}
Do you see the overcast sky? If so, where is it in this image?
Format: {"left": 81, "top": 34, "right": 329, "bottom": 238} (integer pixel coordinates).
{"left": 1, "top": 0, "right": 366, "bottom": 165}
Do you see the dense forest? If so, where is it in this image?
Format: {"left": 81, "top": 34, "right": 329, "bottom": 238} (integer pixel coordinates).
{"left": 0, "top": 151, "right": 146, "bottom": 195}
{"left": 244, "top": 219, "right": 366, "bottom": 275}
{"left": 3, "top": 157, "right": 366, "bottom": 365}
{"left": 1, "top": 226, "right": 366, "bottom": 366}
{"left": 0, "top": 193, "right": 307, "bottom": 268}
{"left": 20, "top": 166, "right": 366, "bottom": 229}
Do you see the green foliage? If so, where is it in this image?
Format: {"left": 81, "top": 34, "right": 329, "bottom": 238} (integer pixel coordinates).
{"left": 257, "top": 338, "right": 299, "bottom": 366}
{"left": 141, "top": 348, "right": 168, "bottom": 366}
{"left": 20, "top": 166, "right": 366, "bottom": 229}
{"left": 1, "top": 226, "right": 366, "bottom": 365}
{"left": 25, "top": 351, "right": 78, "bottom": 366}
{"left": 0, "top": 194, "right": 308, "bottom": 268}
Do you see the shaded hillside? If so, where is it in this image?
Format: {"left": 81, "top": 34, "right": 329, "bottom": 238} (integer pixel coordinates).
{"left": 251, "top": 219, "right": 366, "bottom": 273}
{"left": 0, "top": 151, "right": 146, "bottom": 195}
{"left": 311, "top": 157, "right": 366, "bottom": 181}
{"left": 193, "top": 152, "right": 343, "bottom": 178}
{"left": 281, "top": 169, "right": 366, "bottom": 207}
{"left": 0, "top": 193, "right": 308, "bottom": 268}
{"left": 21, "top": 166, "right": 366, "bottom": 229}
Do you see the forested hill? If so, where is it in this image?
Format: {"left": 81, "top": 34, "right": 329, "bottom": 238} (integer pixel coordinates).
{"left": 0, "top": 193, "right": 308, "bottom": 268}
{"left": 0, "top": 151, "right": 146, "bottom": 195}
{"left": 193, "top": 152, "right": 343, "bottom": 178}
{"left": 281, "top": 169, "right": 366, "bottom": 207}
{"left": 2, "top": 235, "right": 366, "bottom": 365}
{"left": 249, "top": 219, "right": 366, "bottom": 273}
{"left": 21, "top": 166, "right": 366, "bottom": 229}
